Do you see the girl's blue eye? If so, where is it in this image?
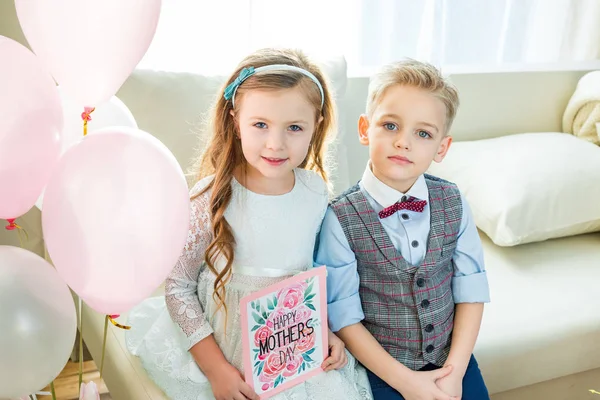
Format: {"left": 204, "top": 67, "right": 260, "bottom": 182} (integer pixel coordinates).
{"left": 384, "top": 123, "right": 398, "bottom": 131}
{"left": 289, "top": 125, "right": 302, "bottom": 132}
{"left": 254, "top": 122, "right": 267, "bottom": 129}
{"left": 417, "top": 130, "right": 431, "bottom": 138}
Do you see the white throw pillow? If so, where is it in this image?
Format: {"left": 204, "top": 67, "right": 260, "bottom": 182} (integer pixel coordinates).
{"left": 427, "top": 132, "right": 600, "bottom": 246}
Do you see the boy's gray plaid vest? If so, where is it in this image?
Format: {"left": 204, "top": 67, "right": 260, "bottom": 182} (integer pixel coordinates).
{"left": 331, "top": 174, "right": 462, "bottom": 370}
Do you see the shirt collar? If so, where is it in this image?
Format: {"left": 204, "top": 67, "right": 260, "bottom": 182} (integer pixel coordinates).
{"left": 361, "top": 161, "right": 428, "bottom": 208}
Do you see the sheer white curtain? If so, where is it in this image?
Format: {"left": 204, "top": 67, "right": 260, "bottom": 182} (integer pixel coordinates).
{"left": 138, "top": 0, "right": 356, "bottom": 74}
{"left": 139, "top": 0, "right": 600, "bottom": 74}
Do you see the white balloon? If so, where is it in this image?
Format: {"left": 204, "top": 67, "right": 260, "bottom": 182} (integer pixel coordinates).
{"left": 0, "top": 246, "right": 77, "bottom": 398}
{"left": 35, "top": 88, "right": 138, "bottom": 210}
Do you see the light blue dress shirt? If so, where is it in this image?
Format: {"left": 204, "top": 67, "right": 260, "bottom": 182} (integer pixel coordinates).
{"left": 315, "top": 165, "right": 491, "bottom": 332}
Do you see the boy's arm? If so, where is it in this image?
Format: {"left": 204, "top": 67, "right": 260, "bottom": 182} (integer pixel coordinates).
{"left": 337, "top": 323, "right": 414, "bottom": 386}
{"left": 451, "top": 196, "right": 490, "bottom": 304}
{"left": 444, "top": 303, "right": 483, "bottom": 375}
{"left": 339, "top": 323, "right": 455, "bottom": 399}
{"left": 435, "top": 196, "right": 489, "bottom": 397}
{"left": 444, "top": 195, "right": 489, "bottom": 376}
{"left": 315, "top": 207, "right": 364, "bottom": 332}
{"left": 437, "top": 304, "right": 483, "bottom": 398}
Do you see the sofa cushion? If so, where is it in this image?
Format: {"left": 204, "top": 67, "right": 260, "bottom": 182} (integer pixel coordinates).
{"left": 475, "top": 231, "right": 600, "bottom": 394}
{"left": 428, "top": 132, "right": 600, "bottom": 246}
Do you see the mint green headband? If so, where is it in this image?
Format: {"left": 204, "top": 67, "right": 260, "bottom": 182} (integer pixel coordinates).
{"left": 224, "top": 64, "right": 325, "bottom": 108}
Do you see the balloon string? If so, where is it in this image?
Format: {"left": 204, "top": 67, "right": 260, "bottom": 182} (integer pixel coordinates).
{"left": 100, "top": 316, "right": 108, "bottom": 379}
{"left": 81, "top": 107, "right": 95, "bottom": 136}
{"left": 78, "top": 297, "right": 84, "bottom": 389}
{"left": 99, "top": 314, "right": 130, "bottom": 380}
{"left": 50, "top": 381, "right": 57, "bottom": 400}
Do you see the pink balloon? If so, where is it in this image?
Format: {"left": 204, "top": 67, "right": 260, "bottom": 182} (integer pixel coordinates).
{"left": 42, "top": 127, "right": 190, "bottom": 315}
{"left": 15, "top": 0, "right": 161, "bottom": 107}
{"left": 0, "top": 36, "right": 63, "bottom": 219}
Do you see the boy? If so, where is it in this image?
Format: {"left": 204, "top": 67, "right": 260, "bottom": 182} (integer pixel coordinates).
{"left": 316, "top": 60, "right": 490, "bottom": 400}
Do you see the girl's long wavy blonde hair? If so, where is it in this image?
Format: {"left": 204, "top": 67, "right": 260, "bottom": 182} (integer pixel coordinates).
{"left": 190, "top": 48, "right": 337, "bottom": 321}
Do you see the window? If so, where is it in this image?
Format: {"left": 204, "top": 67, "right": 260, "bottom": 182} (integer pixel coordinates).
{"left": 138, "top": 0, "right": 600, "bottom": 75}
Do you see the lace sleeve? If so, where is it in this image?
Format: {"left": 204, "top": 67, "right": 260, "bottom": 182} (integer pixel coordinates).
{"left": 165, "top": 189, "right": 214, "bottom": 350}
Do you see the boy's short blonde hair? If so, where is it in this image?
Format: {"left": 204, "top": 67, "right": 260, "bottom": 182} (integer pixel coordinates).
{"left": 366, "top": 59, "right": 460, "bottom": 134}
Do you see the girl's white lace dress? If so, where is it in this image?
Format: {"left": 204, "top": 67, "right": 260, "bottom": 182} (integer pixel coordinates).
{"left": 125, "top": 169, "right": 372, "bottom": 400}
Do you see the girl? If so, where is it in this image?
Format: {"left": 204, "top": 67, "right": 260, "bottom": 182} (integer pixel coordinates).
{"left": 126, "top": 48, "right": 372, "bottom": 400}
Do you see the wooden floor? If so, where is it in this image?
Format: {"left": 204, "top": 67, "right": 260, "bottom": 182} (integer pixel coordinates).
{"left": 38, "top": 361, "right": 111, "bottom": 400}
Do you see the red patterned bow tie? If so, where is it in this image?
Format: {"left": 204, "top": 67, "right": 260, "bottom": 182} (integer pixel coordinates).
{"left": 378, "top": 199, "right": 427, "bottom": 219}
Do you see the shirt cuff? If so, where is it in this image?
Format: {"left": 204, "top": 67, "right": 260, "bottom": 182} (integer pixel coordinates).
{"left": 453, "top": 271, "right": 491, "bottom": 303}
{"left": 327, "top": 293, "right": 365, "bottom": 332}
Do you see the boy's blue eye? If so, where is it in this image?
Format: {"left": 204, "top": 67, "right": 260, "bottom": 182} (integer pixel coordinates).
{"left": 417, "top": 130, "right": 431, "bottom": 138}
{"left": 384, "top": 123, "right": 398, "bottom": 131}
{"left": 254, "top": 122, "right": 267, "bottom": 129}
{"left": 289, "top": 125, "right": 302, "bottom": 132}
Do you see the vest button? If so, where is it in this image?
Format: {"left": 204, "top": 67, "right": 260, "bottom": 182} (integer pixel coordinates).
{"left": 416, "top": 278, "right": 425, "bottom": 287}
{"left": 401, "top": 213, "right": 409, "bottom": 220}
{"left": 425, "top": 344, "right": 435, "bottom": 353}
{"left": 425, "top": 324, "right": 434, "bottom": 333}
{"left": 421, "top": 299, "right": 430, "bottom": 308}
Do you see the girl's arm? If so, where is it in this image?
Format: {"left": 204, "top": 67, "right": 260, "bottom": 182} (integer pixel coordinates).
{"left": 190, "top": 335, "right": 259, "bottom": 400}
{"left": 165, "top": 189, "right": 259, "bottom": 400}
{"left": 164, "top": 193, "right": 214, "bottom": 349}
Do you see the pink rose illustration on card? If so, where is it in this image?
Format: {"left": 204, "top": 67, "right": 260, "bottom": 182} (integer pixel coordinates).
{"left": 240, "top": 267, "right": 328, "bottom": 399}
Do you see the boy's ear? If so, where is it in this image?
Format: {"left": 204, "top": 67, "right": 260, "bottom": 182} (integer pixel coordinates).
{"left": 433, "top": 135, "right": 453, "bottom": 163}
{"left": 358, "top": 114, "right": 370, "bottom": 146}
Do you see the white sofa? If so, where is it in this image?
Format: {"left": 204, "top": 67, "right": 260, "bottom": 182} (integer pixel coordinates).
{"left": 3, "top": 3, "right": 600, "bottom": 398}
